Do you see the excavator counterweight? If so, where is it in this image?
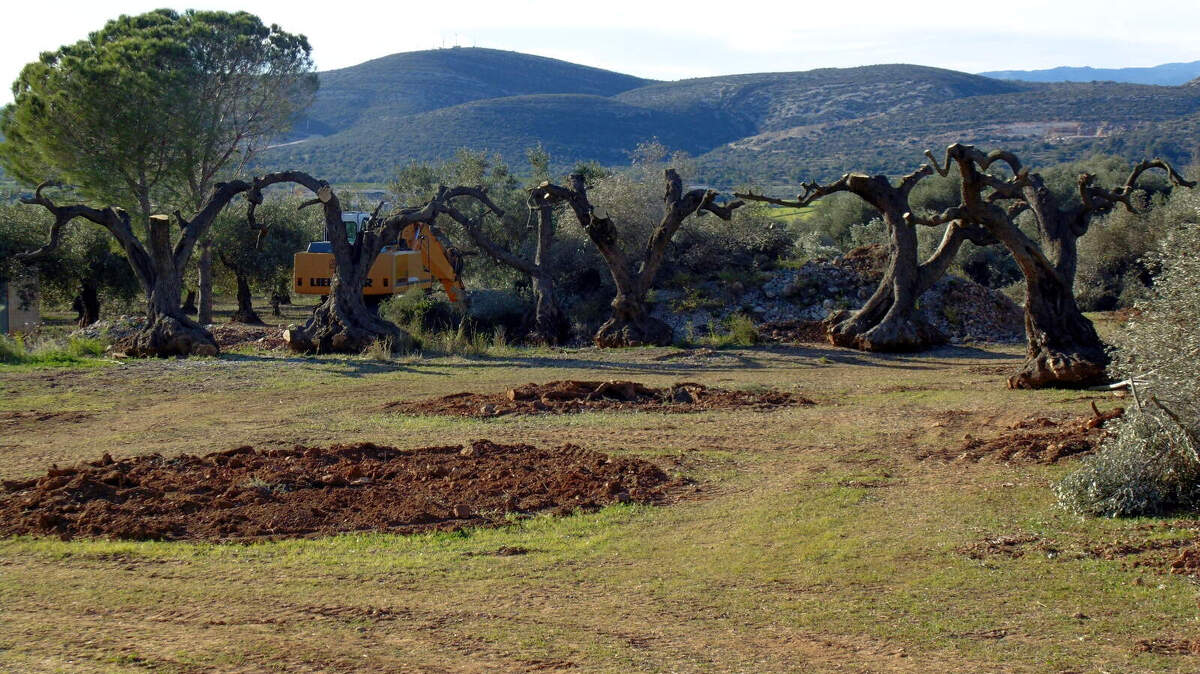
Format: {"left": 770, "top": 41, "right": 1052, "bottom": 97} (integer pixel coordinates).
{"left": 292, "top": 212, "right": 467, "bottom": 306}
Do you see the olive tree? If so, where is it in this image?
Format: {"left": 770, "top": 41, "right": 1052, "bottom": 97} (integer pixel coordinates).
{"left": 2, "top": 9, "right": 315, "bottom": 356}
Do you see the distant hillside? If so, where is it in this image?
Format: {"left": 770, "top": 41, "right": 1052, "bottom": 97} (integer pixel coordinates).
{"left": 617, "top": 64, "right": 1021, "bottom": 133}
{"left": 980, "top": 60, "right": 1200, "bottom": 86}
{"left": 697, "top": 81, "right": 1200, "bottom": 186}
{"left": 256, "top": 49, "right": 1200, "bottom": 189}
{"left": 286, "top": 47, "right": 654, "bottom": 138}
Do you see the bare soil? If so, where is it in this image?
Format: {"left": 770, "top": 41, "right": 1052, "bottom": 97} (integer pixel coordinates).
{"left": 759, "top": 320, "right": 829, "bottom": 344}
{"left": 208, "top": 323, "right": 286, "bottom": 351}
{"left": 919, "top": 408, "right": 1123, "bottom": 464}
{"left": 0, "top": 440, "right": 681, "bottom": 542}
{"left": 386, "top": 380, "right": 811, "bottom": 418}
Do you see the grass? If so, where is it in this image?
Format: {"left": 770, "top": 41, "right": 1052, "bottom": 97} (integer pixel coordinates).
{"left": 0, "top": 334, "right": 110, "bottom": 368}
{"left": 1, "top": 336, "right": 1198, "bottom": 671}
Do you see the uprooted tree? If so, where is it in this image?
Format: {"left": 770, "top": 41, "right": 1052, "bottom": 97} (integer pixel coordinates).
{"left": 736, "top": 167, "right": 992, "bottom": 351}
{"left": 534, "top": 169, "right": 742, "bottom": 347}
{"left": 251, "top": 172, "right": 505, "bottom": 354}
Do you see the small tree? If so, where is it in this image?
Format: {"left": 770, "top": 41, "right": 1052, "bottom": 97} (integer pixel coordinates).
{"left": 534, "top": 169, "right": 743, "bottom": 347}
{"left": 210, "top": 197, "right": 318, "bottom": 324}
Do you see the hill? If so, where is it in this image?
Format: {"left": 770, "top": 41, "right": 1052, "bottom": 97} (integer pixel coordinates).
{"left": 283, "top": 47, "right": 654, "bottom": 138}
{"left": 255, "top": 49, "right": 1200, "bottom": 188}
{"left": 980, "top": 60, "right": 1200, "bottom": 86}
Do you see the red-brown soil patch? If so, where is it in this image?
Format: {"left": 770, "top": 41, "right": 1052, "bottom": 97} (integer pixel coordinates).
{"left": 956, "top": 533, "right": 1056, "bottom": 559}
{"left": 209, "top": 323, "right": 286, "bottom": 350}
{"left": 0, "top": 410, "right": 93, "bottom": 430}
{"left": 0, "top": 440, "right": 680, "bottom": 542}
{"left": 919, "top": 407, "right": 1123, "bottom": 464}
{"left": 1134, "top": 637, "right": 1200, "bottom": 655}
{"left": 759, "top": 320, "right": 829, "bottom": 344}
{"left": 386, "top": 380, "right": 811, "bottom": 418}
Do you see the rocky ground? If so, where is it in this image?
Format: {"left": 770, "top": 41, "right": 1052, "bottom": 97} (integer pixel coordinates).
{"left": 652, "top": 245, "right": 1025, "bottom": 344}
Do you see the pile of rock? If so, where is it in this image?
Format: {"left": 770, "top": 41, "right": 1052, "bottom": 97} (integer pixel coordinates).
{"left": 652, "top": 245, "right": 1023, "bottom": 344}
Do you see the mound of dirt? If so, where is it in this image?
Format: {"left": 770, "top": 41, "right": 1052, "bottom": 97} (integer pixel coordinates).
{"left": 921, "top": 407, "right": 1123, "bottom": 464}
{"left": 386, "top": 380, "right": 811, "bottom": 418}
{"left": 209, "top": 323, "right": 286, "bottom": 351}
{"left": 1135, "top": 637, "right": 1200, "bottom": 656}
{"left": 0, "top": 441, "right": 680, "bottom": 542}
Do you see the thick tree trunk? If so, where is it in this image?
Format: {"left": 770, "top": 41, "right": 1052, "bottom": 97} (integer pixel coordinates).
{"left": 595, "top": 292, "right": 673, "bottom": 348}
{"left": 828, "top": 213, "right": 945, "bottom": 351}
{"left": 75, "top": 280, "right": 101, "bottom": 327}
{"left": 1006, "top": 247, "right": 1108, "bottom": 389}
{"left": 229, "top": 272, "right": 263, "bottom": 324}
{"left": 530, "top": 271, "right": 569, "bottom": 345}
{"left": 197, "top": 240, "right": 213, "bottom": 325}
{"left": 283, "top": 277, "right": 411, "bottom": 354}
{"left": 127, "top": 274, "right": 218, "bottom": 357}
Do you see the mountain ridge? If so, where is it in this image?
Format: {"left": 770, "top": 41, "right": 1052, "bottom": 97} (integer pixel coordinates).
{"left": 256, "top": 48, "right": 1200, "bottom": 188}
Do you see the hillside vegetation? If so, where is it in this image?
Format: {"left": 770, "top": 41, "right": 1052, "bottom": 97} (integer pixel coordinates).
{"left": 254, "top": 47, "right": 1200, "bottom": 187}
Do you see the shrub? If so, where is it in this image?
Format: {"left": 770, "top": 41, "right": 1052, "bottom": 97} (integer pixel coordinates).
{"left": 1054, "top": 411, "right": 1200, "bottom": 517}
{"left": 701, "top": 313, "right": 760, "bottom": 348}
{"left": 1056, "top": 218, "right": 1200, "bottom": 516}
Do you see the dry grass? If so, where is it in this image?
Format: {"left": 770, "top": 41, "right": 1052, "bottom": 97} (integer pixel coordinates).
{"left": 1, "top": 338, "right": 1196, "bottom": 672}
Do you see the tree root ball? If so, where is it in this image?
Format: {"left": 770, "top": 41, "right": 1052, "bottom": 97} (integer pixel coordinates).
{"left": 121, "top": 315, "right": 218, "bottom": 357}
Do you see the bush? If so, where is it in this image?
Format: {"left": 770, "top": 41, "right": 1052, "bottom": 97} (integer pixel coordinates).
{"left": 1054, "top": 411, "right": 1200, "bottom": 517}
{"left": 0, "top": 334, "right": 108, "bottom": 366}
{"left": 1056, "top": 218, "right": 1200, "bottom": 516}
{"left": 700, "top": 313, "right": 760, "bottom": 348}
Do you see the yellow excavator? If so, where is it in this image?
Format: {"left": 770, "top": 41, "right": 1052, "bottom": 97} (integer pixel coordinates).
{"left": 293, "top": 211, "right": 467, "bottom": 306}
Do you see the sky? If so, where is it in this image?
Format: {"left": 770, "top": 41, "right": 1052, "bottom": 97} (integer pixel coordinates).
{"left": 2, "top": 0, "right": 1199, "bottom": 103}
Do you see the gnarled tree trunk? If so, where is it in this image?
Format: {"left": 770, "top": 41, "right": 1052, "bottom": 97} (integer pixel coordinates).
{"left": 921, "top": 144, "right": 1109, "bottom": 388}
{"left": 537, "top": 170, "right": 741, "bottom": 347}
{"left": 739, "top": 168, "right": 985, "bottom": 352}
{"left": 257, "top": 174, "right": 501, "bottom": 354}
{"left": 229, "top": 272, "right": 263, "bottom": 325}
{"left": 19, "top": 180, "right": 258, "bottom": 357}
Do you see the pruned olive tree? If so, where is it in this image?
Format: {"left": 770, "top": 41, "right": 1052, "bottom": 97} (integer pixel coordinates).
{"left": 253, "top": 172, "right": 505, "bottom": 354}
{"left": 737, "top": 166, "right": 992, "bottom": 351}
{"left": 392, "top": 147, "right": 569, "bottom": 344}
{"left": 534, "top": 169, "right": 743, "bottom": 347}
{"left": 911, "top": 144, "right": 1109, "bottom": 388}
{"left": 0, "top": 9, "right": 315, "bottom": 356}
{"left": 1021, "top": 159, "right": 1195, "bottom": 289}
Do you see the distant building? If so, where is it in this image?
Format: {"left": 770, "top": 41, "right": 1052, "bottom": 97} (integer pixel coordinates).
{"left": 0, "top": 275, "right": 40, "bottom": 334}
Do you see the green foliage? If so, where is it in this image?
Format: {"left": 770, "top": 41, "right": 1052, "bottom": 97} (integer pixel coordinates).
{"left": 1075, "top": 188, "right": 1200, "bottom": 311}
{"left": 1055, "top": 412, "right": 1200, "bottom": 517}
{"left": 209, "top": 196, "right": 321, "bottom": 296}
{"left": 1057, "top": 218, "right": 1200, "bottom": 517}
{"left": 695, "top": 313, "right": 760, "bottom": 348}
{"left": 0, "top": 202, "right": 138, "bottom": 313}
{"left": 0, "top": 334, "right": 108, "bottom": 366}
{"left": 1, "top": 9, "right": 315, "bottom": 216}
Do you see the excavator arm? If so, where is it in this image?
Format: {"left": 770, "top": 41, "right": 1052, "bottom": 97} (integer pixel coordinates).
{"left": 400, "top": 223, "right": 468, "bottom": 307}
